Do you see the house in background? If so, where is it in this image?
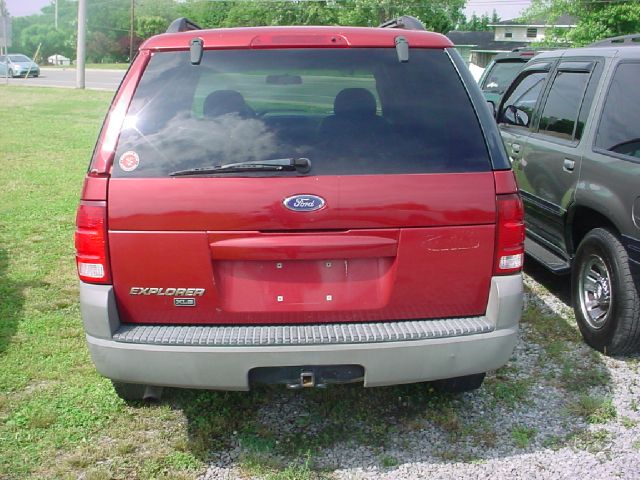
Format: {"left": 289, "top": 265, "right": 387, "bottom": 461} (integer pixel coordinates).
{"left": 446, "top": 30, "right": 528, "bottom": 68}
{"left": 491, "top": 14, "right": 576, "bottom": 44}
{"left": 447, "top": 15, "right": 576, "bottom": 69}
{"left": 48, "top": 54, "right": 71, "bottom": 66}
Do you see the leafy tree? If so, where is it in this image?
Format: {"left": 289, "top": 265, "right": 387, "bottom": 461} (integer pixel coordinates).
{"left": 137, "top": 15, "right": 169, "bottom": 39}
{"left": 524, "top": 0, "right": 640, "bottom": 46}
{"left": 87, "top": 31, "right": 121, "bottom": 63}
{"left": 23, "top": 25, "right": 73, "bottom": 59}
{"left": 178, "top": 0, "right": 465, "bottom": 33}
{"left": 336, "top": 0, "right": 465, "bottom": 32}
{"left": 462, "top": 10, "right": 500, "bottom": 31}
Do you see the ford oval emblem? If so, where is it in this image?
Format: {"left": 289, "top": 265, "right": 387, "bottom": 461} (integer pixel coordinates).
{"left": 283, "top": 194, "right": 326, "bottom": 212}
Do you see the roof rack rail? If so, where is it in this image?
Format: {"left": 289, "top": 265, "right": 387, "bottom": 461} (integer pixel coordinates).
{"left": 166, "top": 17, "right": 202, "bottom": 34}
{"left": 589, "top": 33, "right": 640, "bottom": 47}
{"left": 379, "top": 16, "right": 426, "bottom": 31}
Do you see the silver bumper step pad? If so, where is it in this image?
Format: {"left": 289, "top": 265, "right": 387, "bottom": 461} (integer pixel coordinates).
{"left": 112, "top": 317, "right": 493, "bottom": 347}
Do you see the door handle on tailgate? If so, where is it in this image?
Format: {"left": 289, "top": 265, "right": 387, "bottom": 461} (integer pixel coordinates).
{"left": 210, "top": 233, "right": 399, "bottom": 260}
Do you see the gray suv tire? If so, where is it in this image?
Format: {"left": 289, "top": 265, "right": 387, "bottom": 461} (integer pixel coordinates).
{"left": 572, "top": 228, "right": 640, "bottom": 355}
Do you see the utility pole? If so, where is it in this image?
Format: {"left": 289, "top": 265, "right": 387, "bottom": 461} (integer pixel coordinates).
{"left": 76, "top": 0, "right": 86, "bottom": 88}
{"left": 129, "top": 0, "right": 135, "bottom": 62}
{"left": 54, "top": 0, "right": 58, "bottom": 30}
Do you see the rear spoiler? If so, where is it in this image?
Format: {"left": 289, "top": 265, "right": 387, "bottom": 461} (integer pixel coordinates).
{"left": 379, "top": 16, "right": 426, "bottom": 31}
{"left": 166, "top": 17, "right": 202, "bottom": 33}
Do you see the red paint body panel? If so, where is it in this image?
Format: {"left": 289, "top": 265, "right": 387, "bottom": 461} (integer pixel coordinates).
{"left": 493, "top": 170, "right": 519, "bottom": 195}
{"left": 81, "top": 175, "right": 109, "bottom": 201}
{"left": 140, "top": 26, "right": 452, "bottom": 52}
{"left": 108, "top": 173, "right": 497, "bottom": 325}
{"left": 108, "top": 173, "right": 495, "bottom": 231}
{"left": 109, "top": 225, "right": 494, "bottom": 324}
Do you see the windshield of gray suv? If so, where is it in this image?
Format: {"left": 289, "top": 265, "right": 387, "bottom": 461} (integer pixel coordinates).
{"left": 481, "top": 61, "right": 526, "bottom": 94}
{"left": 113, "top": 48, "right": 491, "bottom": 177}
{"left": 8, "top": 55, "right": 31, "bottom": 63}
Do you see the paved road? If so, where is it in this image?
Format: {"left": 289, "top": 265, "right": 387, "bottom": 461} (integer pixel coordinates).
{"left": 2, "top": 67, "right": 126, "bottom": 90}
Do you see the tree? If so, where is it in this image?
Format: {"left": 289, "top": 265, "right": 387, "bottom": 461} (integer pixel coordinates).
{"left": 524, "top": 0, "right": 640, "bottom": 46}
{"left": 177, "top": 0, "right": 466, "bottom": 33}
{"left": 336, "top": 0, "right": 465, "bottom": 33}
{"left": 137, "top": 15, "right": 169, "bottom": 39}
{"left": 462, "top": 10, "right": 499, "bottom": 31}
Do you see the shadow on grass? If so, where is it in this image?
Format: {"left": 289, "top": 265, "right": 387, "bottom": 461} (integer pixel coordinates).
{"left": 167, "top": 381, "right": 451, "bottom": 473}
{"left": 0, "top": 247, "right": 25, "bottom": 355}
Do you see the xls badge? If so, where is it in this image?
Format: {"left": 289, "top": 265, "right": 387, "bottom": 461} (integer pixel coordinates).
{"left": 174, "top": 298, "right": 196, "bottom": 307}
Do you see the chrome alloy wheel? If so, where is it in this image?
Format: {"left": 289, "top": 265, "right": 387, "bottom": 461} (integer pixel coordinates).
{"left": 578, "top": 254, "right": 612, "bottom": 330}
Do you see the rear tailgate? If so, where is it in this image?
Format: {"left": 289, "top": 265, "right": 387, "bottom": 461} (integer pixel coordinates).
{"left": 103, "top": 43, "right": 499, "bottom": 326}
{"left": 108, "top": 173, "right": 496, "bottom": 324}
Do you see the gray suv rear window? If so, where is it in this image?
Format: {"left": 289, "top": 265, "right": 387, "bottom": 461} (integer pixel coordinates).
{"left": 113, "top": 48, "right": 490, "bottom": 177}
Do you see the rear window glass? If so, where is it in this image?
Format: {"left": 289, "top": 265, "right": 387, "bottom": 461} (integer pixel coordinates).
{"left": 114, "top": 48, "right": 490, "bottom": 177}
{"left": 481, "top": 61, "right": 525, "bottom": 94}
{"left": 595, "top": 62, "right": 640, "bottom": 159}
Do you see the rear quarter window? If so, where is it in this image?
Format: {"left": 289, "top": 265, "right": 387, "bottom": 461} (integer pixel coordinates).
{"left": 595, "top": 62, "right": 640, "bottom": 160}
{"left": 114, "top": 48, "right": 491, "bottom": 177}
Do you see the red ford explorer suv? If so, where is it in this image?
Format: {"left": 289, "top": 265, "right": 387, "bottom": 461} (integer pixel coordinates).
{"left": 76, "top": 17, "right": 524, "bottom": 400}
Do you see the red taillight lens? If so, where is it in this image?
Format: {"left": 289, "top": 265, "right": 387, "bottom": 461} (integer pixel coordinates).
{"left": 75, "top": 201, "right": 111, "bottom": 284}
{"left": 494, "top": 193, "right": 525, "bottom": 275}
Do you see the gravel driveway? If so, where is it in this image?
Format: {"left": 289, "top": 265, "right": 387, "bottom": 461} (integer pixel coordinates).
{"left": 200, "top": 263, "right": 640, "bottom": 479}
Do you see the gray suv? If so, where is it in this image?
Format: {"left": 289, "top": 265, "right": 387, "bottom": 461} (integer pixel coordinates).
{"left": 497, "top": 34, "right": 640, "bottom": 355}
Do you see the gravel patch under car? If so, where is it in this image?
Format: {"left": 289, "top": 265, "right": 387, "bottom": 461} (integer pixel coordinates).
{"left": 200, "top": 270, "right": 640, "bottom": 479}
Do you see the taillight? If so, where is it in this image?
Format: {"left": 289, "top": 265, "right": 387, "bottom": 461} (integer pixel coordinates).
{"left": 75, "top": 200, "right": 111, "bottom": 284}
{"left": 494, "top": 193, "right": 525, "bottom": 275}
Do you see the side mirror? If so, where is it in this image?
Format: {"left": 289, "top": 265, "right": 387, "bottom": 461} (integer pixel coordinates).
{"left": 500, "top": 104, "right": 529, "bottom": 127}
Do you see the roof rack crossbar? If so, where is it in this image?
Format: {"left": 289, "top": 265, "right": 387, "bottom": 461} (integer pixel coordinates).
{"left": 166, "top": 17, "right": 202, "bottom": 34}
{"left": 379, "top": 16, "right": 426, "bottom": 31}
{"left": 589, "top": 33, "right": 640, "bottom": 47}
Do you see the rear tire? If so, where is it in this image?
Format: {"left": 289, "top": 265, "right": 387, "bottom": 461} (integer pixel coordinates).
{"left": 572, "top": 228, "right": 640, "bottom": 355}
{"left": 111, "top": 381, "right": 146, "bottom": 401}
{"left": 8, "top": 69, "right": 13, "bottom": 78}
{"left": 432, "top": 373, "right": 486, "bottom": 393}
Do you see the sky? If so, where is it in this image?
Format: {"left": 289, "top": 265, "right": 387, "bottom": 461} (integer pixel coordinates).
{"left": 6, "top": 0, "right": 533, "bottom": 21}
{"left": 465, "top": 0, "right": 532, "bottom": 20}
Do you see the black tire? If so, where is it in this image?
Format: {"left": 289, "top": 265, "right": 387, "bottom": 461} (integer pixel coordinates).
{"left": 432, "top": 373, "right": 486, "bottom": 393}
{"left": 572, "top": 228, "right": 640, "bottom": 355}
{"left": 111, "top": 381, "right": 146, "bottom": 401}
{"left": 8, "top": 69, "right": 13, "bottom": 78}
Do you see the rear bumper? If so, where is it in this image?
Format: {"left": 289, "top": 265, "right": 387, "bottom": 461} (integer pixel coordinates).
{"left": 81, "top": 274, "right": 522, "bottom": 390}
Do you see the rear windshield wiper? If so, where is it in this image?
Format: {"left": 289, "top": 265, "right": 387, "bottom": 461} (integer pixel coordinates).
{"left": 169, "top": 157, "right": 311, "bottom": 176}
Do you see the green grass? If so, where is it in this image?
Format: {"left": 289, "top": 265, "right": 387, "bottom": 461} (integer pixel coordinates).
{"left": 511, "top": 425, "right": 537, "bottom": 449}
{"left": 0, "top": 86, "right": 209, "bottom": 479}
{"left": 567, "top": 395, "right": 617, "bottom": 424}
